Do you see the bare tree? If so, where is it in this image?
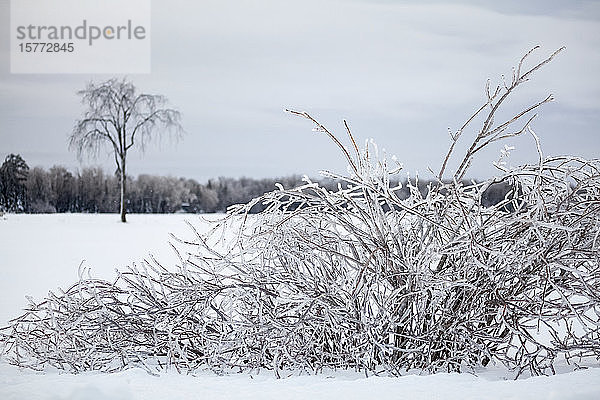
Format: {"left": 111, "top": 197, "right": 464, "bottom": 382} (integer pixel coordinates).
{"left": 69, "top": 78, "right": 183, "bottom": 222}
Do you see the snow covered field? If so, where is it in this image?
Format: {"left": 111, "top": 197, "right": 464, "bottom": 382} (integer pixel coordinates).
{"left": 1, "top": 363, "right": 599, "bottom": 400}
{"left": 0, "top": 213, "right": 217, "bottom": 327}
{"left": 1, "top": 213, "right": 599, "bottom": 399}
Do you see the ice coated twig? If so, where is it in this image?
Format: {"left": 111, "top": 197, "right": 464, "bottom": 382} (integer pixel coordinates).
{"left": 438, "top": 46, "right": 565, "bottom": 181}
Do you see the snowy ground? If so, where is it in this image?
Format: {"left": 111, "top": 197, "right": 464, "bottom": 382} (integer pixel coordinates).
{"left": 1, "top": 364, "right": 599, "bottom": 400}
{"left": 0, "top": 213, "right": 217, "bottom": 327}
{"left": 1, "top": 213, "right": 599, "bottom": 399}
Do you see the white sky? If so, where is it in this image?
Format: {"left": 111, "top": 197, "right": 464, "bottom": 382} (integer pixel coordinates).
{"left": 1, "top": 0, "right": 599, "bottom": 182}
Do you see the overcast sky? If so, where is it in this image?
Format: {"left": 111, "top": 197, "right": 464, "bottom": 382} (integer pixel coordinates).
{"left": 1, "top": 0, "right": 598, "bottom": 182}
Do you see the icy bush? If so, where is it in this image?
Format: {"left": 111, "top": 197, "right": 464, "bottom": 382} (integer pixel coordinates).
{"left": 1, "top": 47, "right": 598, "bottom": 377}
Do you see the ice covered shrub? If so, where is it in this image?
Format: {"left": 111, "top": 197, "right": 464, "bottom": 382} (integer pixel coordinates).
{"left": 1, "top": 47, "right": 598, "bottom": 377}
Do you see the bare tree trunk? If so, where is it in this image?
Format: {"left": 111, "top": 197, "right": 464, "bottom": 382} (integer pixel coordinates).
{"left": 120, "top": 158, "right": 127, "bottom": 223}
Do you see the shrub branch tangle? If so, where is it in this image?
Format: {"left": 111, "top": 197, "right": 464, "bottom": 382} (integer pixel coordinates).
{"left": 1, "top": 47, "right": 598, "bottom": 377}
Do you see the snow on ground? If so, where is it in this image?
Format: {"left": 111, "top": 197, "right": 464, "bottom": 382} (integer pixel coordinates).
{"left": 1, "top": 213, "right": 599, "bottom": 399}
{"left": 1, "top": 364, "right": 599, "bottom": 400}
{"left": 0, "top": 213, "right": 220, "bottom": 327}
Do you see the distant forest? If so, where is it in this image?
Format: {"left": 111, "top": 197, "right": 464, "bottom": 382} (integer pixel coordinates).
{"left": 0, "top": 153, "right": 510, "bottom": 214}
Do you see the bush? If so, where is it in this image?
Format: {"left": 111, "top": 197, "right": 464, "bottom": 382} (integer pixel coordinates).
{"left": 1, "top": 47, "right": 598, "bottom": 377}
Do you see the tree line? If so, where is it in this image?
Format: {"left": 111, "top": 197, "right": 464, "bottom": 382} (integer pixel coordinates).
{"left": 0, "top": 154, "right": 308, "bottom": 214}
{"left": 0, "top": 153, "right": 511, "bottom": 214}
